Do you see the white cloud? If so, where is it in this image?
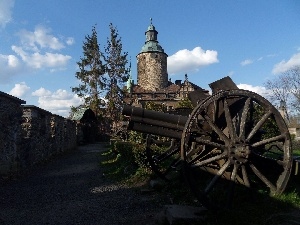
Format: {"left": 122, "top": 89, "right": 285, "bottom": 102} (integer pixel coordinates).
{"left": 240, "top": 59, "right": 253, "bottom": 66}
{"left": 17, "top": 25, "right": 65, "bottom": 51}
{"left": 0, "top": 25, "right": 73, "bottom": 81}
{"left": 0, "top": 53, "right": 23, "bottom": 83}
{"left": 32, "top": 87, "right": 52, "bottom": 97}
{"left": 32, "top": 88, "right": 83, "bottom": 117}
{"left": 10, "top": 26, "right": 73, "bottom": 71}
{"left": 272, "top": 53, "right": 300, "bottom": 74}
{"left": 0, "top": 54, "right": 20, "bottom": 68}
{"left": 66, "top": 37, "right": 75, "bottom": 45}
{"left": 12, "top": 45, "right": 71, "bottom": 69}
{"left": 167, "top": 46, "right": 218, "bottom": 75}
{"left": 0, "top": 0, "right": 14, "bottom": 28}
{"left": 237, "top": 83, "right": 270, "bottom": 97}
{"left": 9, "top": 82, "right": 30, "bottom": 98}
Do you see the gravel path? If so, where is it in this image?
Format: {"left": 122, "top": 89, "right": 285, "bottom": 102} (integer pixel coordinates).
{"left": 0, "top": 143, "right": 163, "bottom": 225}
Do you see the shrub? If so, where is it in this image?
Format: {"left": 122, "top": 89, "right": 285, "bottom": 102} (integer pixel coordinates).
{"left": 113, "top": 140, "right": 151, "bottom": 175}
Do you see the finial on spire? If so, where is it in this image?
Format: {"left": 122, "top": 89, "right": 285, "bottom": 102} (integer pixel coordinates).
{"left": 129, "top": 57, "right": 132, "bottom": 78}
{"left": 150, "top": 18, "right": 152, "bottom": 24}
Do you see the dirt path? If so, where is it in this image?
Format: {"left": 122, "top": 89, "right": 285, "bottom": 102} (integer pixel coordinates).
{"left": 0, "top": 143, "right": 162, "bottom": 225}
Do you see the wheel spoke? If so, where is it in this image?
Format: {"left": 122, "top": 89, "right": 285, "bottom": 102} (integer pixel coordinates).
{"left": 227, "top": 163, "right": 238, "bottom": 208}
{"left": 246, "top": 110, "right": 272, "bottom": 141}
{"left": 195, "top": 137, "right": 226, "bottom": 150}
{"left": 201, "top": 113, "right": 230, "bottom": 144}
{"left": 251, "top": 151, "right": 285, "bottom": 166}
{"left": 191, "top": 152, "right": 227, "bottom": 167}
{"left": 204, "top": 159, "right": 231, "bottom": 194}
{"left": 251, "top": 133, "right": 287, "bottom": 148}
{"left": 241, "top": 165, "right": 250, "bottom": 188}
{"left": 239, "top": 97, "right": 251, "bottom": 140}
{"left": 224, "top": 99, "right": 237, "bottom": 142}
{"left": 230, "top": 163, "right": 238, "bottom": 182}
{"left": 249, "top": 163, "right": 277, "bottom": 192}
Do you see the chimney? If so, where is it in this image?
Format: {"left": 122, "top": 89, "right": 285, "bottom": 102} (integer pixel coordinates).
{"left": 175, "top": 80, "right": 182, "bottom": 85}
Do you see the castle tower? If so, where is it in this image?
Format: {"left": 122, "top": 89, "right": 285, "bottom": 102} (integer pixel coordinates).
{"left": 136, "top": 19, "right": 168, "bottom": 91}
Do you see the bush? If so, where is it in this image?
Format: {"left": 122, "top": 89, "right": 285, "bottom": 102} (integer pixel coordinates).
{"left": 114, "top": 141, "right": 135, "bottom": 161}
{"left": 113, "top": 140, "right": 151, "bottom": 175}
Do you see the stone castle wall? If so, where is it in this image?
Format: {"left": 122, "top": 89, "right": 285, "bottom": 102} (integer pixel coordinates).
{"left": 0, "top": 92, "right": 77, "bottom": 176}
{"left": 137, "top": 52, "right": 168, "bottom": 91}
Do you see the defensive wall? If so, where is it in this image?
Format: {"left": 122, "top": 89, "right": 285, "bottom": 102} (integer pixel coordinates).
{"left": 0, "top": 91, "right": 77, "bottom": 177}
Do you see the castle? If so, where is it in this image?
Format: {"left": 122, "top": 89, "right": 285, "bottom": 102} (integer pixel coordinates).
{"left": 124, "top": 19, "right": 209, "bottom": 110}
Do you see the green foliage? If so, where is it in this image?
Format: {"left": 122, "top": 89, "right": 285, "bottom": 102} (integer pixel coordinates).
{"left": 104, "top": 23, "right": 129, "bottom": 131}
{"left": 130, "top": 143, "right": 150, "bottom": 171}
{"left": 252, "top": 102, "right": 280, "bottom": 139}
{"left": 71, "top": 25, "right": 106, "bottom": 117}
{"left": 101, "top": 141, "right": 136, "bottom": 179}
{"left": 101, "top": 140, "right": 151, "bottom": 181}
{"left": 128, "top": 131, "right": 144, "bottom": 143}
{"left": 114, "top": 141, "right": 135, "bottom": 163}
{"left": 71, "top": 24, "right": 129, "bottom": 133}
{"left": 292, "top": 142, "right": 300, "bottom": 156}
{"left": 176, "top": 97, "right": 194, "bottom": 109}
{"left": 112, "top": 140, "right": 149, "bottom": 171}
{"left": 275, "top": 190, "right": 300, "bottom": 206}
{"left": 145, "top": 101, "right": 167, "bottom": 112}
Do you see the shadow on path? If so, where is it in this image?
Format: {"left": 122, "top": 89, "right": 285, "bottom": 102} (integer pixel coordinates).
{"left": 0, "top": 143, "right": 161, "bottom": 225}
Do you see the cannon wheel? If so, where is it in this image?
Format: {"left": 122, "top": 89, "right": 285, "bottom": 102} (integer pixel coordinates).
{"left": 145, "top": 135, "right": 181, "bottom": 181}
{"left": 181, "top": 89, "right": 293, "bottom": 209}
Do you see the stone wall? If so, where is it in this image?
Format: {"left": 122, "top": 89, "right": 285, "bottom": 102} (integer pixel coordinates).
{"left": 137, "top": 52, "right": 168, "bottom": 91}
{"left": 0, "top": 92, "right": 77, "bottom": 176}
{"left": 0, "top": 91, "right": 26, "bottom": 175}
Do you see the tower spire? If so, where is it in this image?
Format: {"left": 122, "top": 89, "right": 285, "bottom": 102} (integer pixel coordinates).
{"left": 127, "top": 57, "right": 133, "bottom": 92}
{"left": 136, "top": 20, "right": 168, "bottom": 91}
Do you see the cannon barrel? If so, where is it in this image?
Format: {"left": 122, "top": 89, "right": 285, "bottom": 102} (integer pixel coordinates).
{"left": 122, "top": 105, "right": 189, "bottom": 139}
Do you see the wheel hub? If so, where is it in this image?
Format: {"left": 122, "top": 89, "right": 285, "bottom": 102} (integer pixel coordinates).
{"left": 229, "top": 144, "right": 251, "bottom": 163}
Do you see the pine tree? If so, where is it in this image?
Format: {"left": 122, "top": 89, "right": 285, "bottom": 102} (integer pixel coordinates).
{"left": 104, "top": 23, "right": 129, "bottom": 132}
{"left": 71, "top": 26, "right": 106, "bottom": 117}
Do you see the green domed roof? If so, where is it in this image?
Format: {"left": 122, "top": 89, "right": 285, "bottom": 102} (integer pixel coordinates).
{"left": 139, "top": 19, "right": 166, "bottom": 54}
{"left": 140, "top": 41, "right": 165, "bottom": 53}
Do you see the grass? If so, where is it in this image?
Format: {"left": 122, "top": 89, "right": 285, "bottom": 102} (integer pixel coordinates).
{"left": 100, "top": 142, "right": 300, "bottom": 225}
{"left": 293, "top": 149, "right": 300, "bottom": 156}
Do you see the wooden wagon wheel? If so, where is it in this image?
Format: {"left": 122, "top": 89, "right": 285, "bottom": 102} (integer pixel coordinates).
{"left": 145, "top": 135, "right": 181, "bottom": 181}
{"left": 181, "top": 89, "right": 293, "bottom": 209}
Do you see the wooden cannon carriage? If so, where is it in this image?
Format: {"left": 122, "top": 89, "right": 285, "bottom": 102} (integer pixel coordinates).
{"left": 122, "top": 77, "right": 293, "bottom": 209}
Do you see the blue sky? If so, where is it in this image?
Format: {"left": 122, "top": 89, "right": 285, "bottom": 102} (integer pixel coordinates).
{"left": 0, "top": 0, "right": 300, "bottom": 117}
